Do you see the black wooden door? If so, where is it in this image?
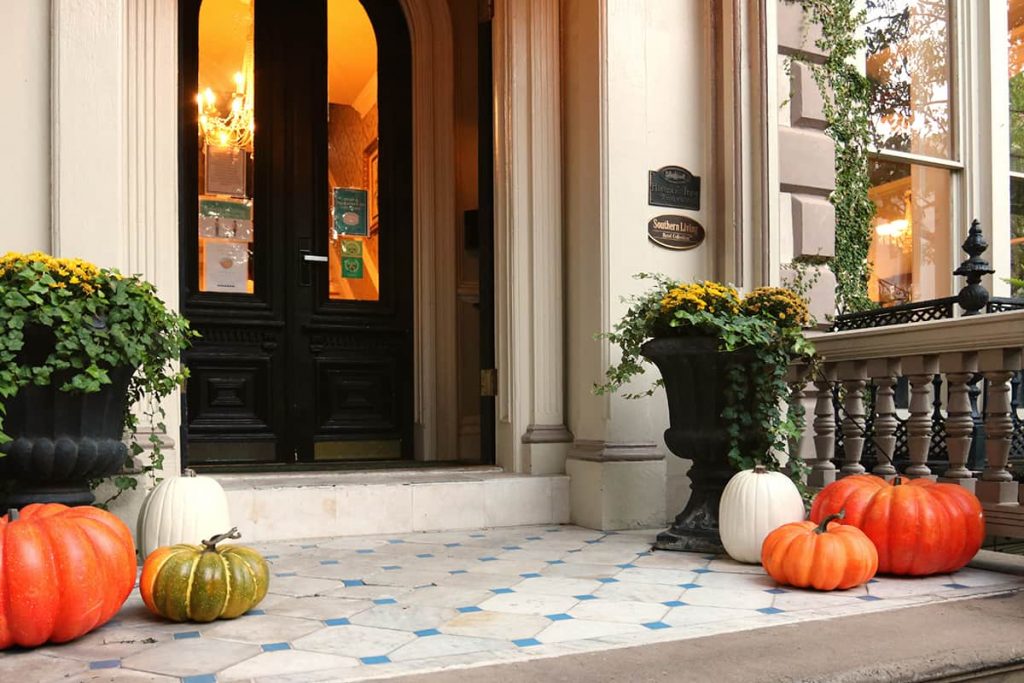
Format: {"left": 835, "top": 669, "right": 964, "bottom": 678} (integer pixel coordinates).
{"left": 179, "top": 0, "right": 413, "bottom": 470}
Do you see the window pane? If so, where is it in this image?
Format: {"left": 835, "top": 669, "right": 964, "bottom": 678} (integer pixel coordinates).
{"left": 197, "top": 0, "right": 255, "bottom": 295}
{"left": 327, "top": 0, "right": 379, "bottom": 302}
{"left": 1010, "top": 0, "right": 1024, "bottom": 172}
{"left": 867, "top": 159, "right": 953, "bottom": 305}
{"left": 866, "top": 0, "right": 952, "bottom": 158}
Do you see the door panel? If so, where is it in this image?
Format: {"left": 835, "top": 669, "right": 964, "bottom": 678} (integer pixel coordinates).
{"left": 180, "top": 0, "right": 413, "bottom": 469}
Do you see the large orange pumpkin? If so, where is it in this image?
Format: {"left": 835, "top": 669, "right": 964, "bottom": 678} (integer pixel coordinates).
{"left": 761, "top": 512, "right": 878, "bottom": 590}
{"left": 0, "top": 504, "right": 136, "bottom": 649}
{"left": 810, "top": 475, "right": 984, "bottom": 576}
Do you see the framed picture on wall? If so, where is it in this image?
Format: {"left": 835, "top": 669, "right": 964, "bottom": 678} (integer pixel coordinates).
{"left": 205, "top": 145, "right": 247, "bottom": 197}
{"left": 365, "top": 139, "right": 379, "bottom": 234}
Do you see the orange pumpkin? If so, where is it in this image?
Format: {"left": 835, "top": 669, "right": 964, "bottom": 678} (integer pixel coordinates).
{"left": 810, "top": 475, "right": 984, "bottom": 576}
{"left": 761, "top": 512, "right": 878, "bottom": 590}
{"left": 0, "top": 504, "right": 137, "bottom": 649}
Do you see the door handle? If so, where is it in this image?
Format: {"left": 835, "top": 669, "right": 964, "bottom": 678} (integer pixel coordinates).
{"left": 302, "top": 253, "right": 329, "bottom": 263}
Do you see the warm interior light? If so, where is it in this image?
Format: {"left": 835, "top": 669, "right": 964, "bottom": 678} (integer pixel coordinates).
{"left": 875, "top": 218, "right": 909, "bottom": 238}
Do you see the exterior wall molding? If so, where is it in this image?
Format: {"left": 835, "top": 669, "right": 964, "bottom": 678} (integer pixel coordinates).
{"left": 400, "top": 0, "right": 459, "bottom": 460}
{"left": 567, "top": 440, "right": 664, "bottom": 463}
{"left": 493, "top": 0, "right": 569, "bottom": 473}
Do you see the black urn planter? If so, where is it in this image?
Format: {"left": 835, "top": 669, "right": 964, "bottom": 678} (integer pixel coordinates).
{"left": 0, "top": 327, "right": 134, "bottom": 508}
{"left": 641, "top": 335, "right": 755, "bottom": 554}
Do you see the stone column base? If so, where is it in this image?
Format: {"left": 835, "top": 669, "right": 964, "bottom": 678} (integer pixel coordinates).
{"left": 976, "top": 480, "right": 1019, "bottom": 504}
{"left": 566, "top": 442, "right": 666, "bottom": 531}
{"left": 522, "top": 424, "right": 574, "bottom": 475}
{"left": 937, "top": 477, "right": 976, "bottom": 493}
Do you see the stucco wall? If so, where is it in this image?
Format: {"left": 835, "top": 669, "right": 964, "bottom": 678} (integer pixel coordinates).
{"left": 0, "top": 1, "right": 51, "bottom": 253}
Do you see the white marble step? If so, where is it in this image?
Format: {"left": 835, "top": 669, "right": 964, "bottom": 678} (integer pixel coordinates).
{"left": 214, "top": 467, "right": 570, "bottom": 542}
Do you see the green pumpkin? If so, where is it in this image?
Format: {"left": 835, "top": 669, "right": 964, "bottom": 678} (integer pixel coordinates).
{"left": 140, "top": 528, "right": 270, "bottom": 622}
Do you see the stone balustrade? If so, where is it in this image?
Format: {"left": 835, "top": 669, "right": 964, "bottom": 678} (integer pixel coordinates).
{"left": 800, "top": 309, "right": 1024, "bottom": 539}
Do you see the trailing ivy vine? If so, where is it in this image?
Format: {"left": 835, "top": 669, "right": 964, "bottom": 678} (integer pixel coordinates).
{"left": 785, "top": 0, "right": 876, "bottom": 313}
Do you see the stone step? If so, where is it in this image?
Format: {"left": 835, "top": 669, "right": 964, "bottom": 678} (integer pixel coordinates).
{"left": 215, "top": 467, "right": 570, "bottom": 542}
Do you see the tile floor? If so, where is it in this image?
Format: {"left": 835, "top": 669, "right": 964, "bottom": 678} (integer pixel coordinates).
{"left": 4, "top": 525, "right": 1023, "bottom": 682}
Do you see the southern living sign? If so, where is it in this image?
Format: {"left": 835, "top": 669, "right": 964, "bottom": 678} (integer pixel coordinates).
{"left": 648, "top": 215, "right": 706, "bottom": 250}
{"left": 648, "top": 165, "right": 700, "bottom": 210}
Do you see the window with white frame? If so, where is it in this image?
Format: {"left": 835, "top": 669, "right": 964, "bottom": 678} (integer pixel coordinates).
{"left": 865, "top": 0, "right": 957, "bottom": 307}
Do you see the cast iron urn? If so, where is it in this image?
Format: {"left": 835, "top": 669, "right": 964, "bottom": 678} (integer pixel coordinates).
{"left": 0, "top": 327, "right": 134, "bottom": 507}
{"left": 641, "top": 335, "right": 755, "bottom": 553}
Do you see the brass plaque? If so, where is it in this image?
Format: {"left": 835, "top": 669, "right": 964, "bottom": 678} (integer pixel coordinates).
{"left": 648, "top": 215, "right": 706, "bottom": 251}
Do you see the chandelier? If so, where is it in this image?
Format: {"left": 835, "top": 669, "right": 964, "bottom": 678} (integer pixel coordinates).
{"left": 197, "top": 25, "right": 254, "bottom": 151}
{"left": 875, "top": 190, "right": 912, "bottom": 251}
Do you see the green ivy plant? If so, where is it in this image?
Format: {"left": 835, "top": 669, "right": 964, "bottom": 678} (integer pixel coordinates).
{"left": 596, "top": 274, "right": 815, "bottom": 498}
{"left": 785, "top": 0, "right": 876, "bottom": 313}
{"left": 0, "top": 252, "right": 196, "bottom": 508}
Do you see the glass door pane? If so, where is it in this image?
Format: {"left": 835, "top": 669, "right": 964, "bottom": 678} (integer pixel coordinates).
{"left": 197, "top": 0, "right": 256, "bottom": 295}
{"left": 327, "top": 0, "right": 380, "bottom": 302}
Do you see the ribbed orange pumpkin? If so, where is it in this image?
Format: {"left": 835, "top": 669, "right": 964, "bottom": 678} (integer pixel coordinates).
{"left": 761, "top": 512, "right": 878, "bottom": 590}
{"left": 810, "top": 475, "right": 984, "bottom": 576}
{"left": 0, "top": 504, "right": 137, "bottom": 649}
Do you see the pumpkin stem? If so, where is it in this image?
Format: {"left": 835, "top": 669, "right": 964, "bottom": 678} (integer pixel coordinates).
{"left": 6, "top": 509, "right": 18, "bottom": 522}
{"left": 814, "top": 509, "right": 845, "bottom": 534}
{"left": 202, "top": 527, "right": 241, "bottom": 551}
{"left": 753, "top": 464, "right": 767, "bottom": 474}
{"left": 184, "top": 468, "right": 197, "bottom": 477}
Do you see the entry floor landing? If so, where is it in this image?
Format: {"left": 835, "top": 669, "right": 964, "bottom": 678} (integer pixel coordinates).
{"left": 4, "top": 525, "right": 1023, "bottom": 683}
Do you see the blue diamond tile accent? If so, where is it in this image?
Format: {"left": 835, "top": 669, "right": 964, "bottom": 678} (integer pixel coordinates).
{"left": 356, "top": 549, "right": 375, "bottom": 555}
{"left": 526, "top": 536, "right": 543, "bottom": 541}
{"left": 567, "top": 549, "right": 582, "bottom": 553}
{"left": 757, "top": 607, "right": 785, "bottom": 615}
{"left": 342, "top": 579, "right": 365, "bottom": 587}
{"left": 545, "top": 528, "right": 561, "bottom": 532}
{"left": 182, "top": 676, "right": 217, "bottom": 683}
{"left": 693, "top": 568, "right": 713, "bottom": 574}
{"left": 661, "top": 600, "right": 687, "bottom": 607}
{"left": 319, "top": 560, "right": 339, "bottom": 565}
{"left": 574, "top": 594, "right": 598, "bottom": 601}
{"left": 374, "top": 598, "right": 398, "bottom": 605}
{"left": 858, "top": 595, "right": 882, "bottom": 602}
{"left": 703, "top": 554, "right": 717, "bottom": 560}
{"left": 490, "top": 588, "right": 515, "bottom": 594}
{"left": 616, "top": 563, "right": 637, "bottom": 569}
{"left": 325, "top": 617, "right": 351, "bottom": 626}
{"left": 944, "top": 583, "right": 969, "bottom": 589}
{"left": 382, "top": 565, "right": 401, "bottom": 571}
{"left": 457, "top": 606, "right": 482, "bottom": 613}
{"left": 275, "top": 572, "right": 297, "bottom": 577}
{"left": 414, "top": 628, "right": 441, "bottom": 637}
{"left": 264, "top": 554, "right": 279, "bottom": 560}
{"left": 545, "top": 613, "right": 573, "bottom": 621}
{"left": 300, "top": 544, "right": 316, "bottom": 549}
{"left": 502, "top": 545, "right": 522, "bottom": 551}
{"left": 678, "top": 583, "right": 701, "bottom": 589}
{"left": 387, "top": 539, "right": 406, "bottom": 544}
{"left": 519, "top": 573, "right": 542, "bottom": 578}
{"left": 361, "top": 656, "right": 392, "bottom": 665}
{"left": 89, "top": 660, "right": 120, "bottom": 670}
{"left": 173, "top": 631, "right": 201, "bottom": 640}
{"left": 261, "top": 642, "right": 290, "bottom": 652}
{"left": 479, "top": 556, "right": 498, "bottom": 562}
{"left": 584, "top": 539, "right": 601, "bottom": 544}
{"left": 417, "top": 553, "right": 435, "bottom": 559}
{"left": 449, "top": 569, "right": 468, "bottom": 575}
{"left": 596, "top": 578, "right": 619, "bottom": 584}
{"left": 546, "top": 560, "right": 565, "bottom": 565}
{"left": 868, "top": 578, "right": 879, "bottom": 583}
{"left": 514, "top": 638, "right": 542, "bottom": 647}
{"left": 470, "top": 533, "right": 486, "bottom": 538}
{"left": 764, "top": 588, "right": 788, "bottom": 595}
{"left": 445, "top": 542, "right": 462, "bottom": 548}
{"left": 642, "top": 621, "right": 671, "bottom": 630}
{"left": 245, "top": 609, "right": 266, "bottom": 616}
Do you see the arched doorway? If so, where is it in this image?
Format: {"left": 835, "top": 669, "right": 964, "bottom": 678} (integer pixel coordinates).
{"left": 178, "top": 0, "right": 414, "bottom": 469}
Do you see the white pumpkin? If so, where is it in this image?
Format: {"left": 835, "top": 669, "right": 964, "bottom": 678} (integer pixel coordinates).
{"left": 137, "top": 468, "right": 232, "bottom": 558}
{"left": 719, "top": 465, "right": 805, "bottom": 564}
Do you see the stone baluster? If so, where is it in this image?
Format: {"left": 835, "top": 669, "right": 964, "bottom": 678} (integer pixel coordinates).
{"left": 866, "top": 358, "right": 900, "bottom": 480}
{"left": 939, "top": 352, "right": 978, "bottom": 491}
{"left": 977, "top": 349, "right": 1023, "bottom": 504}
{"left": 903, "top": 355, "right": 939, "bottom": 479}
{"left": 837, "top": 361, "right": 868, "bottom": 476}
{"left": 808, "top": 364, "right": 837, "bottom": 488}
{"left": 785, "top": 363, "right": 813, "bottom": 473}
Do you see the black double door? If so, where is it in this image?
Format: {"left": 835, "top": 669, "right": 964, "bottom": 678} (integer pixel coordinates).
{"left": 179, "top": 0, "right": 413, "bottom": 469}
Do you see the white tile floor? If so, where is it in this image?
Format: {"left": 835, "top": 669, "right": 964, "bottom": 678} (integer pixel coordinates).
{"left": 3, "top": 525, "right": 1023, "bottom": 683}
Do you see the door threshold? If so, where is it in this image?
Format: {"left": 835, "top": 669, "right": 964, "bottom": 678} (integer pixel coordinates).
{"left": 188, "top": 459, "right": 489, "bottom": 475}
{"left": 212, "top": 464, "right": 513, "bottom": 491}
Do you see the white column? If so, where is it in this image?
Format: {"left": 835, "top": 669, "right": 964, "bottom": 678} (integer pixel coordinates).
{"left": 494, "top": 0, "right": 572, "bottom": 474}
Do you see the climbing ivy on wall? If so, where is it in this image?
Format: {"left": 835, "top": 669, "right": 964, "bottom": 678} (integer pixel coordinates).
{"left": 785, "top": 0, "right": 877, "bottom": 313}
